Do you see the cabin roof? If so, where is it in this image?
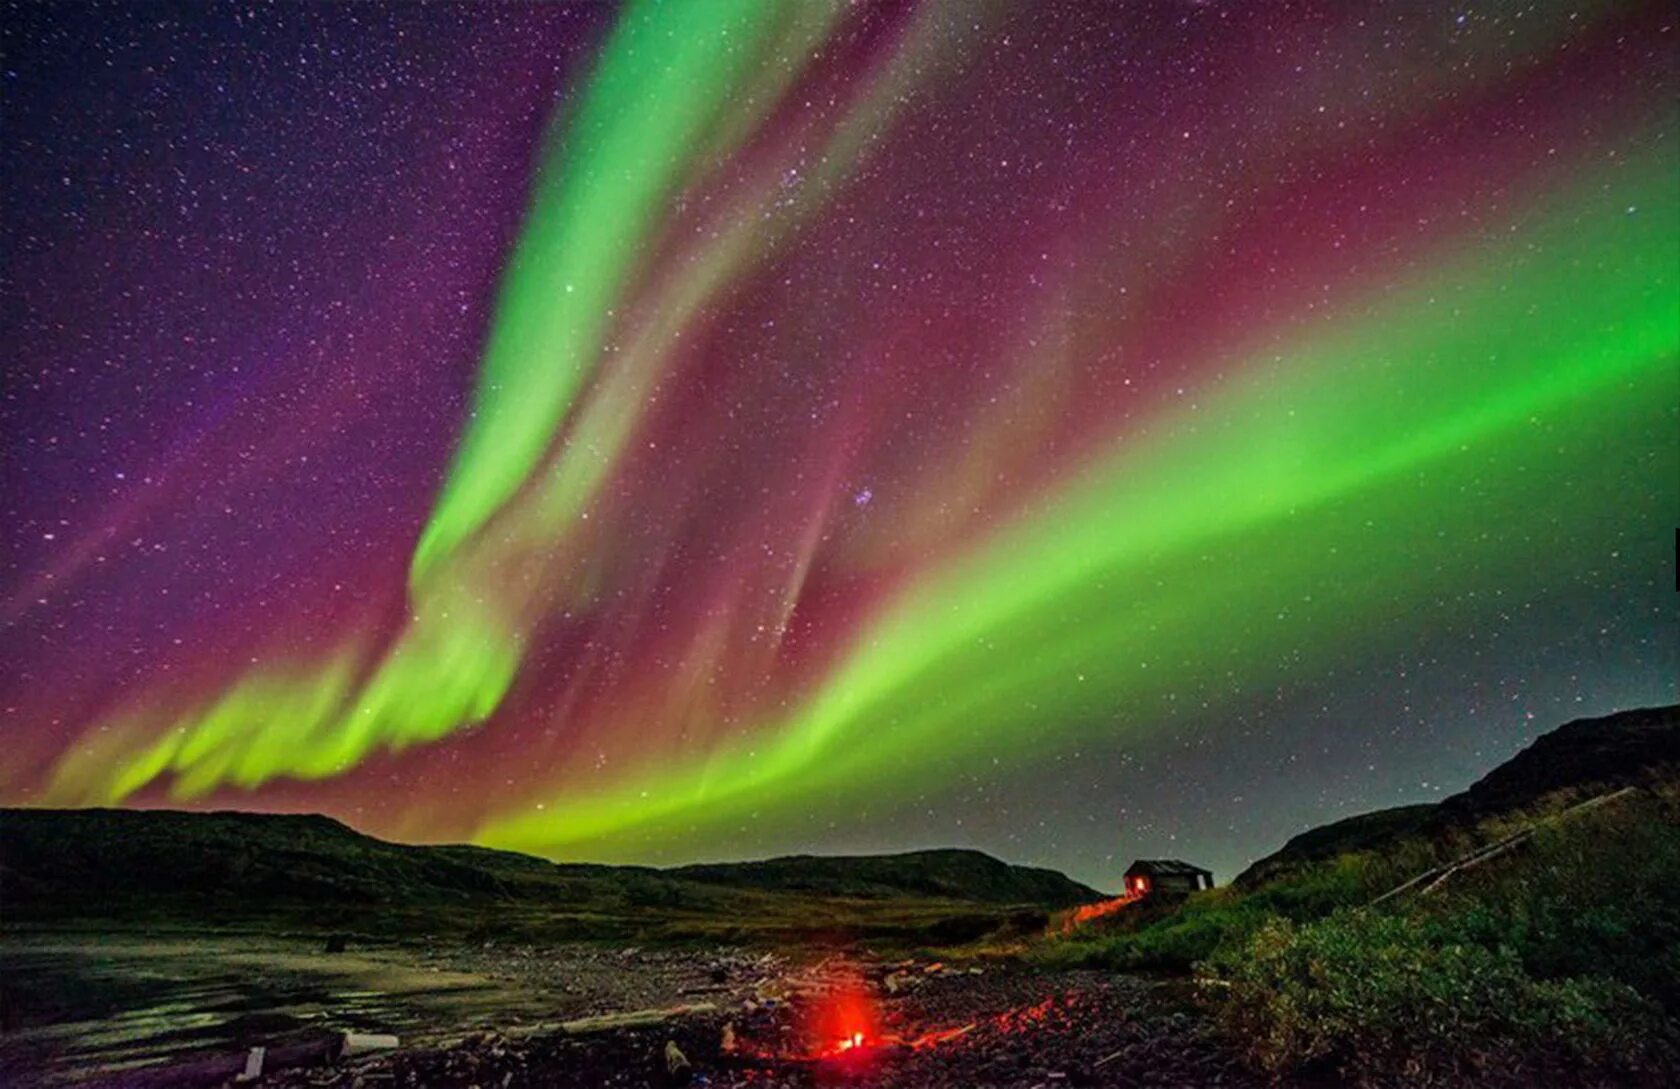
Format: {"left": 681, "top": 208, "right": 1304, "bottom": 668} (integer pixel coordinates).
{"left": 1124, "top": 858, "right": 1212, "bottom": 878}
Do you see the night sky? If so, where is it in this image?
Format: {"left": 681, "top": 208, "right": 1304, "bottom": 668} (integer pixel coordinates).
{"left": 3, "top": 1, "right": 1676, "bottom": 888}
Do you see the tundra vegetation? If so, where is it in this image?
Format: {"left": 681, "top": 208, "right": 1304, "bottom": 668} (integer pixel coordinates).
{"left": 1036, "top": 779, "right": 1680, "bottom": 1086}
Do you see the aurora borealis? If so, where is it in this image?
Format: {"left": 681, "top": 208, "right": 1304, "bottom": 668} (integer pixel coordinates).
{"left": 3, "top": 1, "right": 1676, "bottom": 885}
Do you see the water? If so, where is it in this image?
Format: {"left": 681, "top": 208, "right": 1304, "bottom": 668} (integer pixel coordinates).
{"left": 0, "top": 936, "right": 543, "bottom": 1086}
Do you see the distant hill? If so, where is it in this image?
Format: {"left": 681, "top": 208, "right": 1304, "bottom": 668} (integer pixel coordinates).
{"left": 1236, "top": 703, "right": 1680, "bottom": 888}
{"left": 0, "top": 807, "right": 1100, "bottom": 938}
{"left": 1, "top": 808, "right": 662, "bottom": 908}
{"left": 672, "top": 848, "right": 1096, "bottom": 906}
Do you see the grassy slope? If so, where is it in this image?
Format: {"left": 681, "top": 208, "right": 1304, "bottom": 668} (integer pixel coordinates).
{"left": 1037, "top": 703, "right": 1680, "bottom": 1085}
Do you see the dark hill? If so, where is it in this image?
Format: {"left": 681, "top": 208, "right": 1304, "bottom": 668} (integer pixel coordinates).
{"left": 1235, "top": 702, "right": 1680, "bottom": 888}
{"left": 0, "top": 808, "right": 712, "bottom": 913}
{"left": 1233, "top": 805, "right": 1435, "bottom": 890}
{"left": 0, "top": 807, "right": 1100, "bottom": 926}
{"left": 672, "top": 848, "right": 1096, "bottom": 907}
{"left": 1435, "top": 702, "right": 1680, "bottom": 822}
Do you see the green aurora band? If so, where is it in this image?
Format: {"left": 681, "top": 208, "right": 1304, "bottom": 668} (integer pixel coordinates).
{"left": 482, "top": 151, "right": 1680, "bottom": 856}
{"left": 34, "top": 0, "right": 1679, "bottom": 864}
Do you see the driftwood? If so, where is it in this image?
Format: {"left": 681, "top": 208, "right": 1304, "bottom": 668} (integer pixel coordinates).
{"left": 1093, "top": 1047, "right": 1127, "bottom": 1069}
{"left": 340, "top": 1032, "right": 400, "bottom": 1056}
{"left": 560, "top": 1003, "right": 718, "bottom": 1035}
{"left": 496, "top": 1002, "right": 720, "bottom": 1042}
{"left": 1366, "top": 786, "right": 1638, "bottom": 908}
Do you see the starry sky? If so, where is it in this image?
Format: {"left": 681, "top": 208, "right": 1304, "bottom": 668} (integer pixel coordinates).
{"left": 3, "top": 1, "right": 1676, "bottom": 888}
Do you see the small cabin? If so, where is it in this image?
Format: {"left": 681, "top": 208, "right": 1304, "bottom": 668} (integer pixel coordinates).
{"left": 1123, "top": 859, "right": 1214, "bottom": 899}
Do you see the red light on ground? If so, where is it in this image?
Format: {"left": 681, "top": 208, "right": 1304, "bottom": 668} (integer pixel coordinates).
{"left": 806, "top": 982, "right": 881, "bottom": 1060}
{"left": 1066, "top": 892, "right": 1138, "bottom": 930}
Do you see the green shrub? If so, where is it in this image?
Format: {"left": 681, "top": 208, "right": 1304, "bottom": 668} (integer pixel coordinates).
{"left": 1429, "top": 802, "right": 1680, "bottom": 1012}
{"left": 1213, "top": 911, "right": 1677, "bottom": 1085}
{"left": 1043, "top": 792, "right": 1680, "bottom": 1082}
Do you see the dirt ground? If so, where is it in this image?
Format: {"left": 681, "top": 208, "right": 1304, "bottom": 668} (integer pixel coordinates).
{"left": 0, "top": 935, "right": 1267, "bottom": 1089}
